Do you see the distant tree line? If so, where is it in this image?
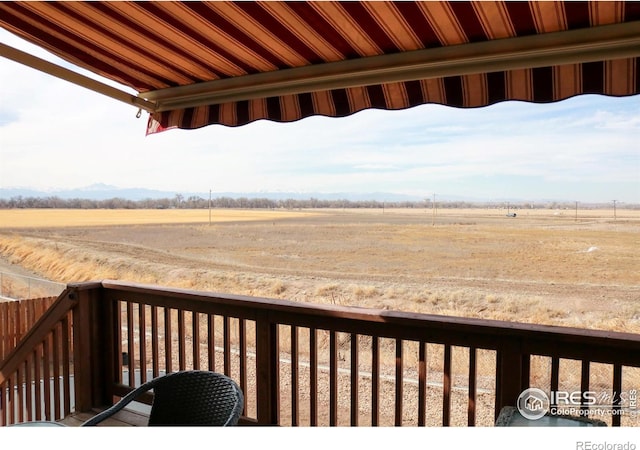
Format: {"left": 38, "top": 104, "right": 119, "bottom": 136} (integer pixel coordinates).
{"left": 0, "top": 195, "right": 636, "bottom": 210}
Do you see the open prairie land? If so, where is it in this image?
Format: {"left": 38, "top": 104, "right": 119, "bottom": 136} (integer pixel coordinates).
{"left": 1, "top": 207, "right": 639, "bottom": 333}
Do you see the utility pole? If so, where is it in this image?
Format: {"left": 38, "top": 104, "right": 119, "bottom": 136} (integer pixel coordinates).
{"left": 613, "top": 200, "right": 617, "bottom": 221}
{"left": 432, "top": 193, "right": 436, "bottom": 226}
{"left": 575, "top": 201, "right": 578, "bottom": 222}
{"left": 209, "top": 189, "right": 212, "bottom": 225}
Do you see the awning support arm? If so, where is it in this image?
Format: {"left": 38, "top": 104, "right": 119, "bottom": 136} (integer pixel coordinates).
{"left": 0, "top": 42, "right": 157, "bottom": 113}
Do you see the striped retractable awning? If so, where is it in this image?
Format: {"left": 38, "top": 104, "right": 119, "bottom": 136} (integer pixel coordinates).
{"left": 0, "top": 1, "right": 639, "bottom": 134}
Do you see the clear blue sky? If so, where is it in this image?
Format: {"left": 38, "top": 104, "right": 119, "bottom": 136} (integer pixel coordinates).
{"left": 1, "top": 29, "right": 638, "bottom": 204}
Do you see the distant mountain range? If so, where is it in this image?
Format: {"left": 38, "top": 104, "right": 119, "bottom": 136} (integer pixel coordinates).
{"left": 0, "top": 184, "right": 623, "bottom": 206}
{"left": 0, "top": 184, "right": 472, "bottom": 203}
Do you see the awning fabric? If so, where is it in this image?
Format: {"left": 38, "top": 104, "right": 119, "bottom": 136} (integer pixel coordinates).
{"left": 0, "top": 1, "right": 639, "bottom": 134}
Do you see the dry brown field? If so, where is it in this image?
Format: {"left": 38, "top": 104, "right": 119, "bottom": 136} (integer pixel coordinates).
{"left": 1, "top": 207, "right": 638, "bottom": 332}
{"left": 1, "top": 207, "right": 639, "bottom": 426}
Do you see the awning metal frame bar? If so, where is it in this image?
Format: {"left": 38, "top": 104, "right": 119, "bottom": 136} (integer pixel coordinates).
{"left": 144, "top": 21, "right": 640, "bottom": 112}
{"left": 0, "top": 42, "right": 156, "bottom": 112}
{"left": 2, "top": 20, "right": 639, "bottom": 114}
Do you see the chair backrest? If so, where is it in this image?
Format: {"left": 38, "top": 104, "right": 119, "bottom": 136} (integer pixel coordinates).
{"left": 149, "top": 370, "right": 244, "bottom": 426}
{"left": 147, "top": 371, "right": 244, "bottom": 426}
{"left": 82, "top": 370, "right": 244, "bottom": 426}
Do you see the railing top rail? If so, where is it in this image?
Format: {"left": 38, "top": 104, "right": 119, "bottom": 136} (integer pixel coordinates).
{"left": 88, "top": 280, "right": 640, "bottom": 353}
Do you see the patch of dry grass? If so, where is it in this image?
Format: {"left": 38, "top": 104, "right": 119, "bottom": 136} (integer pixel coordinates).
{"left": 1, "top": 208, "right": 638, "bottom": 333}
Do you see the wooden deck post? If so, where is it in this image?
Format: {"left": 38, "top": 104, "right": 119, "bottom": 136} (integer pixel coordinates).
{"left": 255, "top": 311, "right": 279, "bottom": 425}
{"left": 495, "top": 339, "right": 529, "bottom": 421}
{"left": 71, "top": 282, "right": 116, "bottom": 412}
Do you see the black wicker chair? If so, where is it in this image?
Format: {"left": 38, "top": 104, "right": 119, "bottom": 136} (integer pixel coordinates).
{"left": 81, "top": 370, "right": 244, "bottom": 426}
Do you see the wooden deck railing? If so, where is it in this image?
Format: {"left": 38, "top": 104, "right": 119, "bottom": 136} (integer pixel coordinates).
{"left": 2, "top": 281, "right": 640, "bottom": 426}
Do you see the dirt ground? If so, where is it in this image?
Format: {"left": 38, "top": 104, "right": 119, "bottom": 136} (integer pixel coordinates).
{"left": 1, "top": 207, "right": 639, "bottom": 426}
{"left": 1, "top": 207, "right": 638, "bottom": 331}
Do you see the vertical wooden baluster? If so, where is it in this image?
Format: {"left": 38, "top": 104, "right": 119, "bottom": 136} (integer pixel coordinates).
{"left": 291, "top": 326, "right": 299, "bottom": 426}
{"left": 612, "top": 364, "right": 622, "bottom": 427}
{"left": 310, "top": 328, "right": 317, "bottom": 426}
{"left": 114, "top": 302, "right": 123, "bottom": 384}
{"left": 52, "top": 325, "right": 61, "bottom": 420}
{"left": 350, "top": 333, "right": 359, "bottom": 426}
{"left": 192, "top": 311, "right": 200, "bottom": 370}
{"left": 34, "top": 344, "right": 42, "bottom": 421}
{"left": 580, "top": 360, "right": 590, "bottom": 415}
{"left": 550, "top": 356, "right": 560, "bottom": 395}
{"left": 178, "top": 309, "right": 186, "bottom": 371}
{"left": 223, "top": 316, "right": 231, "bottom": 376}
{"left": 151, "top": 305, "right": 159, "bottom": 378}
{"left": 521, "top": 354, "right": 530, "bottom": 390}
{"left": 16, "top": 364, "right": 23, "bottom": 423}
{"left": 42, "top": 336, "right": 51, "bottom": 421}
{"left": 239, "top": 318, "right": 247, "bottom": 415}
{"left": 126, "top": 302, "right": 135, "bottom": 386}
{"left": 443, "top": 344, "right": 452, "bottom": 427}
{"left": 139, "top": 304, "right": 147, "bottom": 383}
{"left": 1, "top": 379, "right": 6, "bottom": 426}
{"left": 371, "top": 336, "right": 379, "bottom": 426}
{"left": 24, "top": 352, "right": 34, "bottom": 422}
{"left": 25, "top": 350, "right": 33, "bottom": 422}
{"left": 207, "top": 314, "right": 216, "bottom": 372}
{"left": 61, "top": 315, "right": 71, "bottom": 417}
{"left": 395, "top": 339, "right": 403, "bottom": 426}
{"left": 164, "top": 307, "right": 172, "bottom": 374}
{"left": 8, "top": 375, "right": 14, "bottom": 424}
{"left": 329, "top": 331, "right": 338, "bottom": 426}
{"left": 418, "top": 342, "right": 427, "bottom": 426}
{"left": 468, "top": 347, "right": 477, "bottom": 426}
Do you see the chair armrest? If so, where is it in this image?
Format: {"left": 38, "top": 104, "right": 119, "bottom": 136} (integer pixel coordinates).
{"left": 81, "top": 380, "right": 157, "bottom": 426}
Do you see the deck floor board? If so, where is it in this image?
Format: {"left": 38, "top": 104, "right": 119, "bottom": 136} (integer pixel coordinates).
{"left": 59, "top": 408, "right": 148, "bottom": 427}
